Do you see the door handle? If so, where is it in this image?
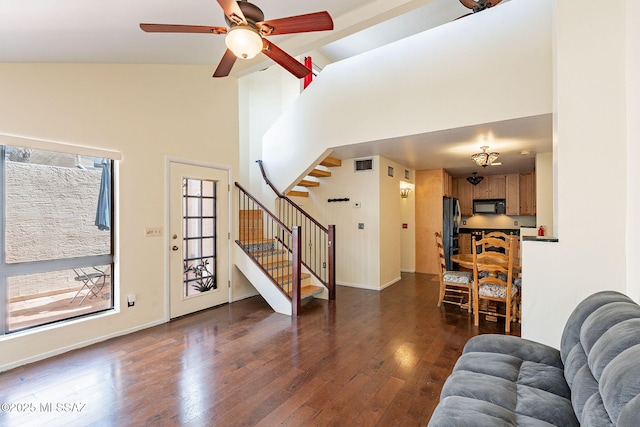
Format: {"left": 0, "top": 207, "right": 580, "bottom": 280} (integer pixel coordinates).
{"left": 172, "top": 245, "right": 179, "bottom": 251}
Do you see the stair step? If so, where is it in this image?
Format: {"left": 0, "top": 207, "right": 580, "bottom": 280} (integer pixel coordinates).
{"left": 309, "top": 168, "right": 331, "bottom": 178}
{"left": 260, "top": 259, "right": 291, "bottom": 270}
{"left": 287, "top": 190, "right": 309, "bottom": 198}
{"left": 297, "top": 179, "right": 320, "bottom": 187}
{"left": 288, "top": 285, "right": 325, "bottom": 299}
{"left": 278, "top": 273, "right": 311, "bottom": 287}
{"left": 320, "top": 157, "right": 342, "bottom": 167}
{"left": 241, "top": 239, "right": 275, "bottom": 253}
{"left": 251, "top": 249, "right": 288, "bottom": 261}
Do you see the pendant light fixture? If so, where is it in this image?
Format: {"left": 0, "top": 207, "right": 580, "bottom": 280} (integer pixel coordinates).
{"left": 466, "top": 172, "right": 484, "bottom": 186}
{"left": 471, "top": 146, "right": 500, "bottom": 167}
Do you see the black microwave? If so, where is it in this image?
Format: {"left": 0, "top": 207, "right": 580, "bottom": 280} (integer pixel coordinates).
{"left": 473, "top": 199, "right": 506, "bottom": 215}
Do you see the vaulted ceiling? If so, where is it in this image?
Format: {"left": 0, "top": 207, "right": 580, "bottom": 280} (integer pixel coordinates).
{"left": 1, "top": 0, "right": 548, "bottom": 176}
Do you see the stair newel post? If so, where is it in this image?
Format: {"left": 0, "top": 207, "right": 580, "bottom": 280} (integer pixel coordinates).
{"left": 292, "top": 226, "right": 302, "bottom": 316}
{"left": 328, "top": 225, "right": 336, "bottom": 300}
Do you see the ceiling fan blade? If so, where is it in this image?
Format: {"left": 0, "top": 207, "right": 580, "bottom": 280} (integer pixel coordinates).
{"left": 140, "top": 23, "right": 227, "bottom": 34}
{"left": 261, "top": 39, "right": 311, "bottom": 79}
{"left": 454, "top": 12, "right": 474, "bottom": 20}
{"left": 213, "top": 49, "right": 238, "bottom": 78}
{"left": 257, "top": 11, "right": 333, "bottom": 36}
{"left": 216, "top": 0, "right": 247, "bottom": 25}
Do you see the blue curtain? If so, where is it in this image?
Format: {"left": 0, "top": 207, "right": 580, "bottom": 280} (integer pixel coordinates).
{"left": 94, "top": 159, "right": 111, "bottom": 231}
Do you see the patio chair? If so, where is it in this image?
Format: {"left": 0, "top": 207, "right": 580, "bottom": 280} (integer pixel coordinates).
{"left": 70, "top": 266, "right": 109, "bottom": 305}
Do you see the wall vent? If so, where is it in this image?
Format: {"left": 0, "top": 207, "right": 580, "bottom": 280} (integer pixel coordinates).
{"left": 354, "top": 158, "right": 373, "bottom": 172}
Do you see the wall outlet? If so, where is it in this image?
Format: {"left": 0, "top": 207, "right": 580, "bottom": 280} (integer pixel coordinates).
{"left": 145, "top": 227, "right": 163, "bottom": 237}
{"left": 514, "top": 220, "right": 519, "bottom": 226}
{"left": 127, "top": 294, "right": 136, "bottom": 307}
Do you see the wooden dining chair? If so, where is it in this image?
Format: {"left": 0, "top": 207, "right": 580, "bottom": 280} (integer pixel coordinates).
{"left": 481, "top": 231, "right": 516, "bottom": 255}
{"left": 471, "top": 236, "right": 520, "bottom": 332}
{"left": 434, "top": 232, "right": 473, "bottom": 312}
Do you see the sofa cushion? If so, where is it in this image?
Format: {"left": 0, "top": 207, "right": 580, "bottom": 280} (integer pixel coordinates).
{"left": 580, "top": 302, "right": 640, "bottom": 359}
{"left": 564, "top": 300, "right": 640, "bottom": 424}
{"left": 589, "top": 318, "right": 640, "bottom": 381}
{"left": 560, "top": 291, "right": 633, "bottom": 364}
{"left": 571, "top": 364, "right": 600, "bottom": 423}
{"left": 463, "top": 335, "right": 564, "bottom": 369}
{"left": 434, "top": 335, "right": 579, "bottom": 427}
{"left": 429, "top": 396, "right": 517, "bottom": 427}
{"left": 599, "top": 344, "right": 640, "bottom": 426}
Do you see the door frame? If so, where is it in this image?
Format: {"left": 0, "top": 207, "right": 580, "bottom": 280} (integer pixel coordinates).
{"left": 163, "top": 157, "right": 233, "bottom": 321}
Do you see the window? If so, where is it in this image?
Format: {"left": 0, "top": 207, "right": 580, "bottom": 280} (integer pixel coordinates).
{"left": 1, "top": 145, "right": 115, "bottom": 334}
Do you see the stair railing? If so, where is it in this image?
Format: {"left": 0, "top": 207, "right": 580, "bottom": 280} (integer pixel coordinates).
{"left": 256, "top": 160, "right": 335, "bottom": 300}
{"left": 235, "top": 182, "right": 302, "bottom": 315}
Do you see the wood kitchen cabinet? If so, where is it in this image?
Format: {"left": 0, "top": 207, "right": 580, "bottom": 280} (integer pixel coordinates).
{"left": 506, "top": 174, "right": 520, "bottom": 215}
{"left": 459, "top": 233, "right": 472, "bottom": 254}
{"left": 473, "top": 175, "right": 506, "bottom": 200}
{"left": 453, "top": 177, "right": 474, "bottom": 216}
{"left": 519, "top": 172, "right": 536, "bottom": 215}
{"left": 442, "top": 170, "right": 454, "bottom": 197}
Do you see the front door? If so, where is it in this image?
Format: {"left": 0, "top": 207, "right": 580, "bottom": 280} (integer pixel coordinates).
{"left": 169, "top": 161, "right": 230, "bottom": 318}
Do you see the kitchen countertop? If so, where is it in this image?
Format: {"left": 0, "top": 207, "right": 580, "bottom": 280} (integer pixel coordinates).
{"left": 522, "top": 236, "right": 559, "bottom": 243}
{"left": 459, "top": 228, "right": 521, "bottom": 236}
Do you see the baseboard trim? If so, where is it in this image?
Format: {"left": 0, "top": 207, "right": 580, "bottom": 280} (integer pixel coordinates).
{"left": 337, "top": 276, "right": 401, "bottom": 291}
{"left": 0, "top": 319, "right": 166, "bottom": 373}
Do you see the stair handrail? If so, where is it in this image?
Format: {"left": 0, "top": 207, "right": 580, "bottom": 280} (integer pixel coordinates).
{"left": 257, "top": 160, "right": 328, "bottom": 233}
{"left": 256, "top": 160, "right": 335, "bottom": 300}
{"left": 235, "top": 182, "right": 303, "bottom": 315}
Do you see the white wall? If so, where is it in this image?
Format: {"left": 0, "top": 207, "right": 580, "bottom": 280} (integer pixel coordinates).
{"left": 238, "top": 66, "right": 300, "bottom": 208}
{"left": 262, "top": 0, "right": 553, "bottom": 192}
{"left": 379, "top": 158, "right": 412, "bottom": 288}
{"left": 0, "top": 63, "right": 248, "bottom": 370}
{"left": 522, "top": 0, "right": 632, "bottom": 347}
{"left": 627, "top": 0, "right": 640, "bottom": 302}
{"left": 289, "top": 156, "right": 381, "bottom": 289}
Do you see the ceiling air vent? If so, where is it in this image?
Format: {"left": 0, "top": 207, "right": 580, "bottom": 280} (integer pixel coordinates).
{"left": 354, "top": 158, "right": 373, "bottom": 172}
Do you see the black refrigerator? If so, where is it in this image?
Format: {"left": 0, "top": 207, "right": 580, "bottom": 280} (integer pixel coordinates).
{"left": 443, "top": 196, "right": 461, "bottom": 270}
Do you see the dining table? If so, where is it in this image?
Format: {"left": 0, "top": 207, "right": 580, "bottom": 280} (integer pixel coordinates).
{"left": 450, "top": 253, "right": 521, "bottom": 271}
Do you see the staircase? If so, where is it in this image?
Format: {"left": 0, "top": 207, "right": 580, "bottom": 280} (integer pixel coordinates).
{"left": 234, "top": 180, "right": 335, "bottom": 316}
{"left": 286, "top": 156, "right": 342, "bottom": 198}
{"left": 239, "top": 216, "right": 324, "bottom": 300}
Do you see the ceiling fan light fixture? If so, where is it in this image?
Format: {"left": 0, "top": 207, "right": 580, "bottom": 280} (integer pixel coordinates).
{"left": 225, "top": 26, "right": 263, "bottom": 59}
{"left": 471, "top": 145, "right": 500, "bottom": 167}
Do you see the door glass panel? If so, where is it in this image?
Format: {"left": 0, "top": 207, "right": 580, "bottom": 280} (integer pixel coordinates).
{"left": 182, "top": 178, "right": 217, "bottom": 297}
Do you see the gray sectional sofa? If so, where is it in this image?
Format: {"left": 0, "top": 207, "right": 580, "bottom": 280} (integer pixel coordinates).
{"left": 428, "top": 290, "right": 640, "bottom": 426}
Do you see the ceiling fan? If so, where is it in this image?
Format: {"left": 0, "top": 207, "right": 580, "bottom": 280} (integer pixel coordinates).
{"left": 458, "top": 0, "right": 502, "bottom": 18}
{"left": 140, "top": 0, "right": 333, "bottom": 78}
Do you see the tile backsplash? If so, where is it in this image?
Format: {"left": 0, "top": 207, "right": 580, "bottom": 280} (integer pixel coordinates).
{"left": 462, "top": 215, "right": 536, "bottom": 230}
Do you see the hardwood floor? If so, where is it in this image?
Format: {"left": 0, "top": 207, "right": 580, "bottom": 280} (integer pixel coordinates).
{"left": 0, "top": 273, "right": 519, "bottom": 426}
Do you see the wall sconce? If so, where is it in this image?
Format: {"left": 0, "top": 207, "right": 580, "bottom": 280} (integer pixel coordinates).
{"left": 400, "top": 187, "right": 412, "bottom": 199}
